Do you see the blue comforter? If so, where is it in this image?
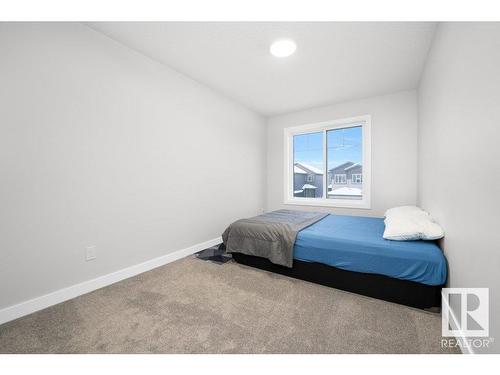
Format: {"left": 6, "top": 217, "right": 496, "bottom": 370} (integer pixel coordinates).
{"left": 294, "top": 214, "right": 447, "bottom": 286}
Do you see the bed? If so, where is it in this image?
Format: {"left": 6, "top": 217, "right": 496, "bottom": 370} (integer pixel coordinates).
{"left": 225, "top": 211, "right": 447, "bottom": 310}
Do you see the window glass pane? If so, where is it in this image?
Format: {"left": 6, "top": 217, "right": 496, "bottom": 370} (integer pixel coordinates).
{"left": 293, "top": 132, "right": 324, "bottom": 198}
{"left": 327, "top": 126, "right": 363, "bottom": 200}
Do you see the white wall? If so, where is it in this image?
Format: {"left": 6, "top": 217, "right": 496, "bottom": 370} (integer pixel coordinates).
{"left": 0, "top": 23, "right": 265, "bottom": 311}
{"left": 418, "top": 23, "right": 500, "bottom": 353}
{"left": 266, "top": 90, "right": 418, "bottom": 217}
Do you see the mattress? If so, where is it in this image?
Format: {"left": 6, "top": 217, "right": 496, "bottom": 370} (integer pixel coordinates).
{"left": 294, "top": 214, "right": 447, "bottom": 286}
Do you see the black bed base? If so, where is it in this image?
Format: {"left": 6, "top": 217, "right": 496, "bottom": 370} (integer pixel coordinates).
{"left": 231, "top": 252, "right": 442, "bottom": 310}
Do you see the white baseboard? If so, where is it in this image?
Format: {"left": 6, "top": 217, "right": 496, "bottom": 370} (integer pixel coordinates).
{"left": 0, "top": 237, "right": 222, "bottom": 326}
{"left": 441, "top": 290, "right": 474, "bottom": 354}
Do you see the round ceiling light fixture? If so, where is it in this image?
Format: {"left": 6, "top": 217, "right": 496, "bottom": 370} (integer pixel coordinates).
{"left": 270, "top": 39, "right": 297, "bottom": 58}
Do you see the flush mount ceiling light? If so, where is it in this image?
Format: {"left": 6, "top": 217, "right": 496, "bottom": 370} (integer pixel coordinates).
{"left": 270, "top": 39, "right": 297, "bottom": 58}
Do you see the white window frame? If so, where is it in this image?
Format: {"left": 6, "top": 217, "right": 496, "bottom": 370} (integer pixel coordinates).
{"left": 306, "top": 174, "right": 314, "bottom": 182}
{"left": 284, "top": 115, "right": 371, "bottom": 209}
{"left": 334, "top": 174, "right": 347, "bottom": 184}
{"left": 352, "top": 173, "right": 362, "bottom": 184}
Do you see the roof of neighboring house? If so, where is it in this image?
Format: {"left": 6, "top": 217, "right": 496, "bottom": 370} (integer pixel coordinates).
{"left": 328, "top": 161, "right": 354, "bottom": 172}
{"left": 294, "top": 165, "right": 307, "bottom": 174}
{"left": 294, "top": 162, "right": 324, "bottom": 175}
{"left": 344, "top": 163, "right": 361, "bottom": 171}
{"left": 302, "top": 184, "right": 317, "bottom": 189}
{"left": 329, "top": 161, "right": 363, "bottom": 173}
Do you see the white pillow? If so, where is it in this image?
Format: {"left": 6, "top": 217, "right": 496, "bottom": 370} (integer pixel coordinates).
{"left": 383, "top": 206, "right": 444, "bottom": 241}
{"left": 385, "top": 205, "right": 426, "bottom": 219}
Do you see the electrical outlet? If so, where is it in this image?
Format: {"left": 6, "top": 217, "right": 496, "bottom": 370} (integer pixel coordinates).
{"left": 85, "top": 246, "right": 96, "bottom": 261}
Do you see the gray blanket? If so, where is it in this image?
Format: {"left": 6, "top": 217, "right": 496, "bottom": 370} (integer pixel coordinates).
{"left": 222, "top": 209, "right": 328, "bottom": 268}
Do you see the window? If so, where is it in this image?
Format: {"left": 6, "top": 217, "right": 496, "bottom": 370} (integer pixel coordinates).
{"left": 334, "top": 174, "right": 347, "bottom": 184}
{"left": 284, "top": 115, "right": 371, "bottom": 209}
{"left": 352, "top": 174, "right": 362, "bottom": 184}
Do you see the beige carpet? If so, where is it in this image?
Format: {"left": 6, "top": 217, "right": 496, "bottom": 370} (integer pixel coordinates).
{"left": 0, "top": 256, "right": 459, "bottom": 354}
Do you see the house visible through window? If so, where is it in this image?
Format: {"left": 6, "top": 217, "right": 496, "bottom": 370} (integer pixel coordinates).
{"left": 285, "top": 115, "right": 371, "bottom": 208}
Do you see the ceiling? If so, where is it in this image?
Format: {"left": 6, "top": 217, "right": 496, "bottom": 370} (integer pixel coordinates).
{"left": 87, "top": 22, "right": 437, "bottom": 116}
